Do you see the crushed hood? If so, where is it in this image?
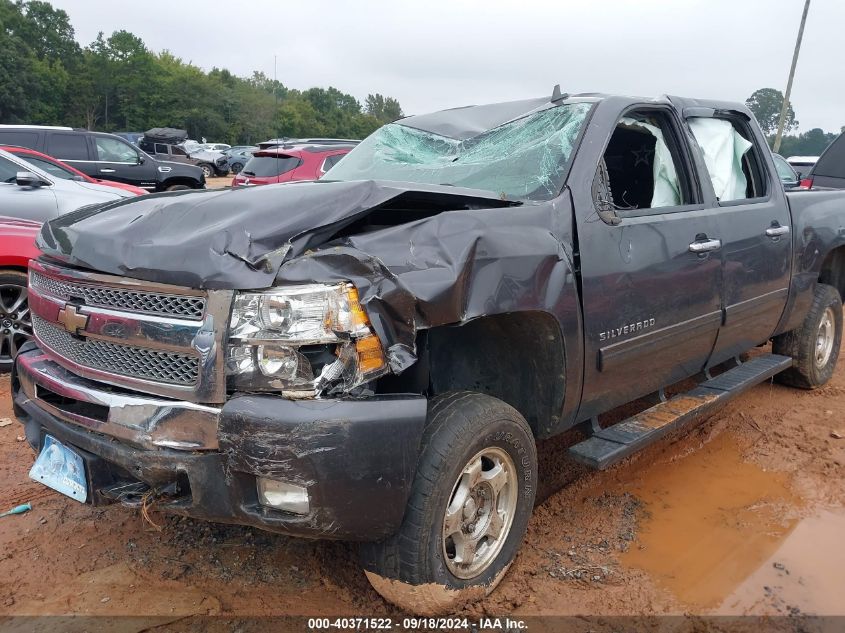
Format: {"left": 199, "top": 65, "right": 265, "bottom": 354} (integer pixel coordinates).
{"left": 37, "top": 179, "right": 516, "bottom": 290}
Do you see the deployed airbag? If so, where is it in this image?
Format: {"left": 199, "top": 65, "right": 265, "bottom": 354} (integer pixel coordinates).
{"left": 689, "top": 118, "right": 752, "bottom": 201}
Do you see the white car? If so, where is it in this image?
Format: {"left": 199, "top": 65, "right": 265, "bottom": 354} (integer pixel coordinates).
{"left": 786, "top": 155, "right": 819, "bottom": 180}
{"left": 202, "top": 143, "right": 231, "bottom": 152}
{"left": 0, "top": 149, "right": 133, "bottom": 222}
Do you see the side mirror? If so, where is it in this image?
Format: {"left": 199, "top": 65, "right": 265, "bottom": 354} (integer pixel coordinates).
{"left": 16, "top": 171, "right": 46, "bottom": 188}
{"left": 137, "top": 155, "right": 145, "bottom": 165}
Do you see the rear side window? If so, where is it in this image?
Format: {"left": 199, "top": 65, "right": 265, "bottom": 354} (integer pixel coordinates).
{"left": 813, "top": 134, "right": 845, "bottom": 178}
{"left": 242, "top": 155, "right": 301, "bottom": 177}
{"left": 13, "top": 154, "right": 74, "bottom": 179}
{"left": 46, "top": 133, "right": 89, "bottom": 160}
{"left": 95, "top": 137, "right": 139, "bottom": 163}
{"left": 322, "top": 154, "right": 344, "bottom": 173}
{"left": 689, "top": 117, "right": 768, "bottom": 202}
{"left": 0, "top": 130, "right": 39, "bottom": 149}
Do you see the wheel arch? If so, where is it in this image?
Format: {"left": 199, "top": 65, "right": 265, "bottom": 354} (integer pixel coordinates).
{"left": 160, "top": 176, "right": 203, "bottom": 190}
{"left": 818, "top": 245, "right": 845, "bottom": 301}
{"left": 377, "top": 311, "right": 566, "bottom": 438}
{"left": 0, "top": 265, "right": 29, "bottom": 275}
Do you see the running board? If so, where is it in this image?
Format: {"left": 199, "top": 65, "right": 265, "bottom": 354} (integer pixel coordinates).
{"left": 568, "top": 354, "right": 793, "bottom": 470}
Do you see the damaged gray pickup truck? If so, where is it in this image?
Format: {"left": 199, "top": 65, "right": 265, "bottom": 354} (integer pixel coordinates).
{"left": 12, "top": 89, "right": 845, "bottom": 613}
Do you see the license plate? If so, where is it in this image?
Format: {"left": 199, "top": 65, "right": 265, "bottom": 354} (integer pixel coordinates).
{"left": 29, "top": 435, "right": 88, "bottom": 503}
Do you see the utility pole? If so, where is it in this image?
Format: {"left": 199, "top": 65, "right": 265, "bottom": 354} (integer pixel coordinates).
{"left": 773, "top": 0, "right": 811, "bottom": 152}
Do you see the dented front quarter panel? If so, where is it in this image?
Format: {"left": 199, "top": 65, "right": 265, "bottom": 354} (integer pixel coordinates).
{"left": 272, "top": 195, "right": 583, "bottom": 404}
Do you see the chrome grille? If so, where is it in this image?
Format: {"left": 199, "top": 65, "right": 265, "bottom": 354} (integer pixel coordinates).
{"left": 30, "top": 271, "right": 206, "bottom": 319}
{"left": 33, "top": 315, "right": 199, "bottom": 386}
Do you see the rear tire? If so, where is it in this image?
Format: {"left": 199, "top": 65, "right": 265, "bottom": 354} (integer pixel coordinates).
{"left": 0, "top": 270, "right": 31, "bottom": 372}
{"left": 166, "top": 184, "right": 191, "bottom": 192}
{"left": 361, "top": 392, "right": 537, "bottom": 614}
{"left": 773, "top": 283, "right": 842, "bottom": 388}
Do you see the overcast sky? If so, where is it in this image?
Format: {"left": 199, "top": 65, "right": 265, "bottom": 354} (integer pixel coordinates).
{"left": 49, "top": 0, "right": 842, "bottom": 133}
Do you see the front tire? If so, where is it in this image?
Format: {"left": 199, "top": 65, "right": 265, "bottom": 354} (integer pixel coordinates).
{"left": 361, "top": 392, "right": 537, "bottom": 614}
{"left": 230, "top": 162, "right": 244, "bottom": 174}
{"left": 0, "top": 270, "right": 31, "bottom": 372}
{"left": 198, "top": 163, "right": 213, "bottom": 178}
{"left": 773, "top": 283, "right": 842, "bottom": 388}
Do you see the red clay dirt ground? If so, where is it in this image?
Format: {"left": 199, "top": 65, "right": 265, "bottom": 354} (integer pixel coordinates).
{"left": 1, "top": 352, "right": 844, "bottom": 625}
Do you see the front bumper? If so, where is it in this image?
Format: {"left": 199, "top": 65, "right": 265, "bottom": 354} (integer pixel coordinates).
{"left": 12, "top": 346, "right": 427, "bottom": 540}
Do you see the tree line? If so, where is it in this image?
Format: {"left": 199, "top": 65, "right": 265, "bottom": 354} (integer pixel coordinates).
{"left": 2, "top": 2, "right": 840, "bottom": 154}
{"left": 746, "top": 87, "right": 842, "bottom": 157}
{"left": 0, "top": 0, "right": 404, "bottom": 143}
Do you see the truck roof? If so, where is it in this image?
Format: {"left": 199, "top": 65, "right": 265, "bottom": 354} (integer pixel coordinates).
{"left": 399, "top": 91, "right": 756, "bottom": 140}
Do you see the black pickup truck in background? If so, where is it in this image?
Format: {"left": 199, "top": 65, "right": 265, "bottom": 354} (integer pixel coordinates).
{"left": 11, "top": 90, "right": 845, "bottom": 614}
{"left": 138, "top": 127, "right": 230, "bottom": 178}
{"left": 804, "top": 132, "right": 845, "bottom": 190}
{"left": 0, "top": 126, "right": 205, "bottom": 191}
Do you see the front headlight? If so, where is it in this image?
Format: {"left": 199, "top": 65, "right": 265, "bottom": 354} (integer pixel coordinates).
{"left": 226, "top": 283, "right": 387, "bottom": 396}
{"left": 229, "top": 283, "right": 369, "bottom": 343}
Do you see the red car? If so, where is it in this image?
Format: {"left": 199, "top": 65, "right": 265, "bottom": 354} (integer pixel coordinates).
{"left": 231, "top": 144, "right": 353, "bottom": 186}
{"left": 1, "top": 146, "right": 147, "bottom": 196}
{"left": 0, "top": 216, "right": 40, "bottom": 369}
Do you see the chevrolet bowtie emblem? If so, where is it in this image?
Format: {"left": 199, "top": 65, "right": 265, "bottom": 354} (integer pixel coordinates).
{"left": 57, "top": 304, "right": 89, "bottom": 334}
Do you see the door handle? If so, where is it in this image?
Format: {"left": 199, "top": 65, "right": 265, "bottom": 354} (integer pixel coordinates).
{"left": 689, "top": 238, "right": 722, "bottom": 253}
{"left": 765, "top": 225, "right": 790, "bottom": 237}
{"left": 99, "top": 168, "right": 116, "bottom": 173}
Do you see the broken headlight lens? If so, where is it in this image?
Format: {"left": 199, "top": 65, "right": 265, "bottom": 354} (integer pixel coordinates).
{"left": 226, "top": 283, "right": 387, "bottom": 395}
{"left": 229, "top": 283, "right": 369, "bottom": 343}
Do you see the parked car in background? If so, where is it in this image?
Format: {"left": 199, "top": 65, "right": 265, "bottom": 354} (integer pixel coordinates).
{"left": 0, "top": 126, "right": 205, "bottom": 191}
{"left": 0, "top": 148, "right": 133, "bottom": 222}
{"left": 202, "top": 143, "right": 231, "bottom": 152}
{"left": 801, "top": 133, "right": 845, "bottom": 190}
{"left": 772, "top": 153, "right": 801, "bottom": 189}
{"left": 787, "top": 155, "right": 819, "bottom": 180}
{"left": 222, "top": 146, "right": 256, "bottom": 174}
{"left": 0, "top": 215, "right": 39, "bottom": 370}
{"left": 231, "top": 143, "right": 353, "bottom": 186}
{"left": 140, "top": 139, "right": 228, "bottom": 178}
{"left": 2, "top": 146, "right": 147, "bottom": 196}
{"left": 139, "top": 129, "right": 229, "bottom": 178}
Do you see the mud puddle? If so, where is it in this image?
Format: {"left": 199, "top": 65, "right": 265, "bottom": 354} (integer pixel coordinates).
{"left": 717, "top": 509, "right": 845, "bottom": 615}
{"left": 619, "top": 431, "right": 845, "bottom": 614}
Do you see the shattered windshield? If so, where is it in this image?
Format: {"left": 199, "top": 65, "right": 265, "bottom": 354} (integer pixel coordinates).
{"left": 325, "top": 102, "right": 592, "bottom": 201}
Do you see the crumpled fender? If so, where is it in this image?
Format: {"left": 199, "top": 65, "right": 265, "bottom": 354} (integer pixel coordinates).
{"left": 274, "top": 198, "right": 575, "bottom": 372}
